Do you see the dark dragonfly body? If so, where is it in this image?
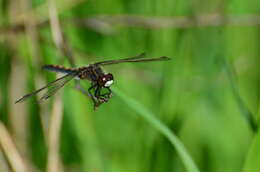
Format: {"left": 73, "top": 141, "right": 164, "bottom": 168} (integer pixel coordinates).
{"left": 15, "top": 53, "right": 170, "bottom": 108}
{"left": 43, "top": 64, "right": 106, "bottom": 81}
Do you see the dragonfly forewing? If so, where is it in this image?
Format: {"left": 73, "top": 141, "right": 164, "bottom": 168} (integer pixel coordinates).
{"left": 95, "top": 53, "right": 170, "bottom": 66}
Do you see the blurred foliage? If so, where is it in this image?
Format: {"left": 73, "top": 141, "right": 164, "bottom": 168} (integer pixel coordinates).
{"left": 0, "top": 0, "right": 260, "bottom": 171}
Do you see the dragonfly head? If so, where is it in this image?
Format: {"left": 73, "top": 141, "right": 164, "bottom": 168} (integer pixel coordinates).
{"left": 98, "top": 73, "right": 114, "bottom": 87}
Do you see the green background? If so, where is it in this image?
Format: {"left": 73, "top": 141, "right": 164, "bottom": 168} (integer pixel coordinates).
{"left": 0, "top": 0, "right": 260, "bottom": 171}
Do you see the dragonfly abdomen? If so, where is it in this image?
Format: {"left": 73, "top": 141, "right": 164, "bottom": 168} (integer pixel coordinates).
{"left": 42, "top": 65, "right": 77, "bottom": 74}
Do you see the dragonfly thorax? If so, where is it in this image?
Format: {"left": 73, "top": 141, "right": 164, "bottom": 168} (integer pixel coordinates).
{"left": 78, "top": 65, "right": 104, "bottom": 81}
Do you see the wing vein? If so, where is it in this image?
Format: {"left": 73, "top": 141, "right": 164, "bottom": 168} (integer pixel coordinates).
{"left": 15, "top": 72, "right": 78, "bottom": 103}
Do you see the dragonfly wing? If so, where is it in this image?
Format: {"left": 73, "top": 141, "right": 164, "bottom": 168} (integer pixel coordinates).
{"left": 40, "top": 72, "right": 77, "bottom": 100}
{"left": 95, "top": 53, "right": 170, "bottom": 66}
{"left": 15, "top": 72, "right": 77, "bottom": 103}
{"left": 94, "top": 53, "right": 146, "bottom": 66}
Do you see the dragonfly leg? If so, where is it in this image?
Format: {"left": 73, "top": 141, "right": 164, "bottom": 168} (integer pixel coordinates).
{"left": 75, "top": 81, "right": 99, "bottom": 107}
{"left": 88, "top": 84, "right": 96, "bottom": 97}
{"left": 93, "top": 85, "right": 110, "bottom": 108}
{"left": 99, "top": 87, "right": 112, "bottom": 99}
{"left": 88, "top": 84, "right": 102, "bottom": 108}
{"left": 94, "top": 86, "right": 100, "bottom": 98}
{"left": 94, "top": 86, "right": 110, "bottom": 104}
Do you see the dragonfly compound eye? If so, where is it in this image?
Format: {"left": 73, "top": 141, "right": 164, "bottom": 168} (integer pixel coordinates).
{"left": 104, "top": 73, "right": 114, "bottom": 87}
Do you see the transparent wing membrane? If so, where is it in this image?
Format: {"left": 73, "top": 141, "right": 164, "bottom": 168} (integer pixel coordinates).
{"left": 95, "top": 53, "right": 170, "bottom": 66}
{"left": 15, "top": 72, "right": 77, "bottom": 103}
{"left": 40, "top": 73, "right": 77, "bottom": 100}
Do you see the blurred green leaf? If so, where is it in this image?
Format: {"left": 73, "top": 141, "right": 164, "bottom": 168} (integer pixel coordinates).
{"left": 113, "top": 87, "right": 200, "bottom": 172}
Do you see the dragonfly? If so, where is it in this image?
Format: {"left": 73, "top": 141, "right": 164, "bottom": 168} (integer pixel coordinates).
{"left": 15, "top": 53, "right": 170, "bottom": 108}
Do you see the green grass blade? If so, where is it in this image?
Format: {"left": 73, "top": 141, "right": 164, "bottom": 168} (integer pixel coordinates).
{"left": 243, "top": 131, "right": 260, "bottom": 172}
{"left": 112, "top": 87, "right": 200, "bottom": 172}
